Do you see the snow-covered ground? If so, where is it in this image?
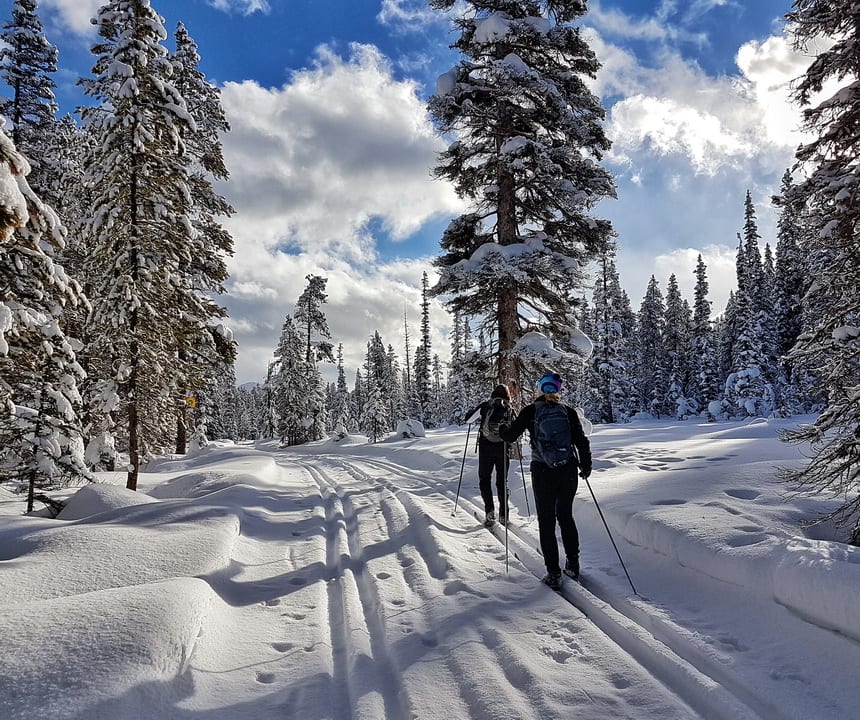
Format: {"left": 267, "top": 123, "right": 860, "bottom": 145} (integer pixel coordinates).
{"left": 1, "top": 417, "right": 859, "bottom": 720}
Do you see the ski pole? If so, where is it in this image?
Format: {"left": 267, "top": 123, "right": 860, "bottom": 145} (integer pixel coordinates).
{"left": 583, "top": 475, "right": 637, "bottom": 595}
{"left": 503, "top": 443, "right": 509, "bottom": 573}
{"left": 517, "top": 448, "right": 530, "bottom": 516}
{"left": 453, "top": 422, "right": 472, "bottom": 515}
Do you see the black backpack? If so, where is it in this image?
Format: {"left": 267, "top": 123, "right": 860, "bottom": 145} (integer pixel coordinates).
{"left": 533, "top": 401, "right": 574, "bottom": 468}
{"left": 481, "top": 398, "right": 510, "bottom": 443}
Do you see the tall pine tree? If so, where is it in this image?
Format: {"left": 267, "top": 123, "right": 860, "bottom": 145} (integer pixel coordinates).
{"left": 78, "top": 0, "right": 201, "bottom": 489}
{"left": 429, "top": 0, "right": 614, "bottom": 394}
{"left": 781, "top": 0, "right": 860, "bottom": 545}
{"left": 0, "top": 126, "right": 89, "bottom": 510}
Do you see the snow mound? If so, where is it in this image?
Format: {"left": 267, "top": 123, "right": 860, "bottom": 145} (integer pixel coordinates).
{"left": 147, "top": 470, "right": 258, "bottom": 499}
{"left": 58, "top": 482, "right": 157, "bottom": 520}
{"left": 0, "top": 578, "right": 213, "bottom": 720}
{"left": 0, "top": 500, "right": 240, "bottom": 604}
{"left": 395, "top": 419, "right": 426, "bottom": 438}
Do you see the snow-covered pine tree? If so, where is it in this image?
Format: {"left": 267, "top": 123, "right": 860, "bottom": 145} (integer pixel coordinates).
{"left": 168, "top": 21, "right": 236, "bottom": 453}
{"left": 413, "top": 271, "right": 433, "bottom": 426}
{"left": 386, "top": 343, "right": 404, "bottom": 429}
{"left": 636, "top": 276, "right": 667, "bottom": 417}
{"left": 590, "top": 247, "right": 636, "bottom": 422}
{"left": 443, "top": 310, "right": 470, "bottom": 423}
{"left": 725, "top": 195, "right": 775, "bottom": 417}
{"left": 429, "top": 0, "right": 615, "bottom": 395}
{"left": 331, "top": 344, "right": 350, "bottom": 437}
{"left": 568, "top": 297, "right": 596, "bottom": 414}
{"left": 0, "top": 125, "right": 89, "bottom": 510}
{"left": 351, "top": 368, "right": 365, "bottom": 433}
{"left": 268, "top": 314, "right": 308, "bottom": 446}
{"left": 294, "top": 274, "right": 334, "bottom": 440}
{"left": 688, "top": 254, "right": 720, "bottom": 417}
{"left": 772, "top": 170, "right": 814, "bottom": 413}
{"left": 0, "top": 0, "right": 58, "bottom": 195}
{"left": 664, "top": 273, "right": 694, "bottom": 418}
{"left": 361, "top": 336, "right": 391, "bottom": 442}
{"left": 205, "top": 365, "right": 238, "bottom": 441}
{"left": 77, "top": 0, "right": 206, "bottom": 489}
{"left": 780, "top": 0, "right": 860, "bottom": 545}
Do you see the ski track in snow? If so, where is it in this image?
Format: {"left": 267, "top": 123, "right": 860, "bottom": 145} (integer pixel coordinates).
{"left": 7, "top": 426, "right": 858, "bottom": 720}
{"left": 321, "top": 453, "right": 763, "bottom": 720}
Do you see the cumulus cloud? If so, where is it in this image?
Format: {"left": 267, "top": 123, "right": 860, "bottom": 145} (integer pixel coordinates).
{"left": 377, "top": 0, "right": 456, "bottom": 30}
{"left": 578, "top": 9, "right": 823, "bottom": 316}
{"left": 587, "top": 0, "right": 706, "bottom": 45}
{"left": 587, "top": 31, "right": 809, "bottom": 177}
{"left": 217, "top": 43, "right": 463, "bottom": 382}
{"left": 207, "top": 0, "right": 270, "bottom": 14}
{"left": 40, "top": 0, "right": 101, "bottom": 36}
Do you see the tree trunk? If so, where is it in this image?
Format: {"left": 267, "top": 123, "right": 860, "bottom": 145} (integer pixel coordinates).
{"left": 176, "top": 407, "right": 187, "bottom": 455}
{"left": 125, "top": 396, "right": 140, "bottom": 490}
{"left": 126, "top": 157, "right": 140, "bottom": 491}
{"left": 495, "top": 99, "right": 520, "bottom": 397}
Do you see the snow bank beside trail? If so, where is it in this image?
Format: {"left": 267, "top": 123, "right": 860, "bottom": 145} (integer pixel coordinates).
{"left": 773, "top": 539, "right": 860, "bottom": 642}
{"left": 620, "top": 502, "right": 860, "bottom": 643}
{"left": 144, "top": 441, "right": 274, "bottom": 473}
{"left": 0, "top": 501, "right": 240, "bottom": 604}
{"left": 0, "top": 577, "right": 213, "bottom": 720}
{"left": 58, "top": 482, "right": 157, "bottom": 520}
{"left": 147, "top": 470, "right": 262, "bottom": 499}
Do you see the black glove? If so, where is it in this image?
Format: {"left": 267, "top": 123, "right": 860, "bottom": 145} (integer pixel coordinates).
{"left": 580, "top": 469, "right": 591, "bottom": 480}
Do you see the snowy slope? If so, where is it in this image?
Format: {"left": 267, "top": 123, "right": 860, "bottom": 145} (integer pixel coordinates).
{"left": 0, "top": 420, "right": 858, "bottom": 720}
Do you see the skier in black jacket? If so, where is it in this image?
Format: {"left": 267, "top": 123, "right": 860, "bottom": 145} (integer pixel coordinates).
{"left": 465, "top": 384, "right": 514, "bottom": 527}
{"left": 500, "top": 371, "right": 591, "bottom": 590}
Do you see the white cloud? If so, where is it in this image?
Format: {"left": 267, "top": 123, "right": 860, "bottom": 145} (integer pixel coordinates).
{"left": 207, "top": 0, "right": 271, "bottom": 14}
{"left": 217, "top": 43, "right": 464, "bottom": 382}
{"left": 613, "top": 243, "right": 737, "bottom": 318}
{"left": 588, "top": 0, "right": 706, "bottom": 45}
{"left": 608, "top": 94, "right": 757, "bottom": 175}
{"left": 377, "top": 0, "right": 466, "bottom": 32}
{"left": 587, "top": 30, "right": 810, "bottom": 177}
{"left": 40, "top": 0, "right": 101, "bottom": 36}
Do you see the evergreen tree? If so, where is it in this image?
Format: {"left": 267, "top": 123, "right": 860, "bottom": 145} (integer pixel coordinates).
{"left": 725, "top": 196, "right": 774, "bottom": 417}
{"left": 414, "top": 271, "right": 433, "bottom": 426}
{"left": 772, "top": 169, "right": 812, "bottom": 413}
{"left": 781, "top": 0, "right": 860, "bottom": 545}
{"left": 664, "top": 273, "right": 694, "bottom": 417}
{"left": 168, "top": 21, "right": 236, "bottom": 452}
{"left": 331, "top": 344, "right": 351, "bottom": 436}
{"left": 428, "top": 0, "right": 615, "bottom": 393}
{"left": 361, "top": 337, "right": 390, "bottom": 442}
{"left": 443, "top": 310, "right": 470, "bottom": 424}
{"left": 0, "top": 0, "right": 57, "bottom": 194}
{"left": 0, "top": 126, "right": 89, "bottom": 510}
{"left": 268, "top": 314, "right": 308, "bottom": 446}
{"left": 78, "top": 0, "right": 206, "bottom": 489}
{"left": 351, "top": 368, "right": 365, "bottom": 433}
{"left": 688, "top": 254, "right": 720, "bottom": 416}
{"left": 636, "top": 276, "right": 667, "bottom": 416}
{"left": 294, "top": 274, "right": 334, "bottom": 440}
{"left": 590, "top": 248, "right": 636, "bottom": 422}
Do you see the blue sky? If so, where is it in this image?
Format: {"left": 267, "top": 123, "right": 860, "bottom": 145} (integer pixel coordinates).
{"left": 2, "top": 0, "right": 812, "bottom": 384}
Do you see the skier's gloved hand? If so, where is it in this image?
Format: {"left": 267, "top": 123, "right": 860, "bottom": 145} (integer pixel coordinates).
{"left": 580, "top": 469, "right": 591, "bottom": 480}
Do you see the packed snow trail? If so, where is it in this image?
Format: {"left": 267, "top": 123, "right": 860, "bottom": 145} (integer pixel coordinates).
{"left": 3, "top": 420, "right": 860, "bottom": 719}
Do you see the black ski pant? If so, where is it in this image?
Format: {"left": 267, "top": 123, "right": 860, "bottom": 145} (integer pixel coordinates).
{"left": 478, "top": 440, "right": 509, "bottom": 517}
{"left": 531, "top": 460, "right": 579, "bottom": 574}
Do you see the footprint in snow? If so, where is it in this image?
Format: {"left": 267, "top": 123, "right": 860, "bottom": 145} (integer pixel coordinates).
{"left": 724, "top": 488, "right": 760, "bottom": 500}
{"left": 271, "top": 642, "right": 294, "bottom": 653}
{"left": 651, "top": 498, "right": 686, "bottom": 506}
{"left": 255, "top": 671, "right": 276, "bottom": 684}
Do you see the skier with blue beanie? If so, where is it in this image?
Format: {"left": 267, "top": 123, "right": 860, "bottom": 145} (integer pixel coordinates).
{"left": 500, "top": 370, "right": 591, "bottom": 590}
